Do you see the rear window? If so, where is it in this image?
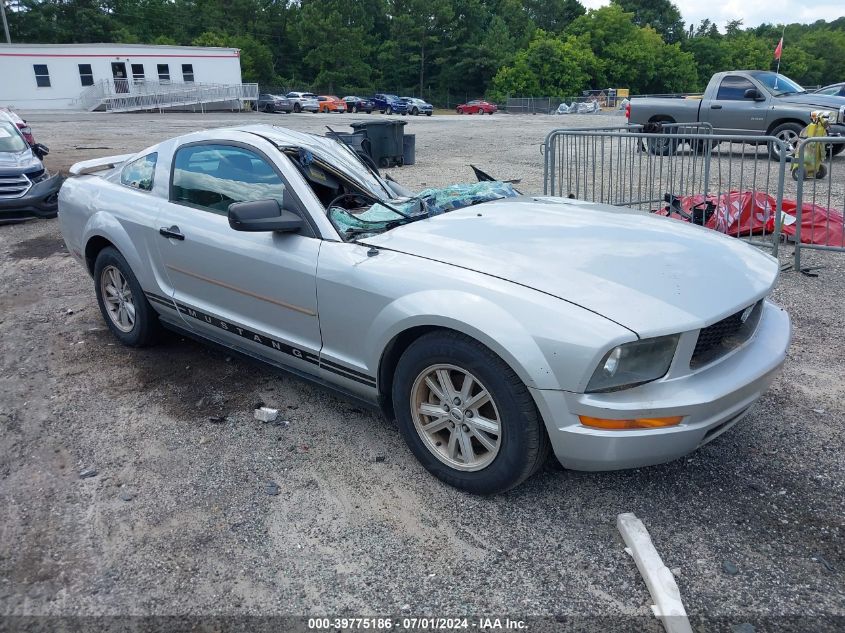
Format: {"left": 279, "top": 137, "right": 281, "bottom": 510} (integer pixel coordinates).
{"left": 120, "top": 153, "right": 157, "bottom": 191}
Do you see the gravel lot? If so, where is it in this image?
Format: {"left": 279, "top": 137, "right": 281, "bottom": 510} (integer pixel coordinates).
{"left": 1, "top": 111, "right": 843, "bottom": 631}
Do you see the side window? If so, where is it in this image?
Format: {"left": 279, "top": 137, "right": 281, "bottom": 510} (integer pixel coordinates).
{"left": 131, "top": 64, "right": 145, "bottom": 83}
{"left": 121, "top": 153, "right": 157, "bottom": 191}
{"left": 182, "top": 63, "right": 194, "bottom": 83}
{"left": 716, "top": 76, "right": 756, "bottom": 100}
{"left": 817, "top": 86, "right": 839, "bottom": 96}
{"left": 157, "top": 64, "right": 170, "bottom": 82}
{"left": 171, "top": 144, "right": 287, "bottom": 215}
{"left": 78, "top": 64, "right": 94, "bottom": 87}
{"left": 33, "top": 64, "right": 51, "bottom": 88}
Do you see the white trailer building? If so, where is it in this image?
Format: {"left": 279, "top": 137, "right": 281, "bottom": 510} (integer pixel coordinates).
{"left": 0, "top": 43, "right": 257, "bottom": 112}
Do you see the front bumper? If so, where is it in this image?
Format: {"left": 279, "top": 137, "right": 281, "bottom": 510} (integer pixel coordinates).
{"left": 531, "top": 301, "right": 791, "bottom": 471}
{"left": 0, "top": 173, "right": 63, "bottom": 222}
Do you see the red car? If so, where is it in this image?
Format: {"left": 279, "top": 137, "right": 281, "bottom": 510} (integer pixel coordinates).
{"left": 456, "top": 100, "right": 497, "bottom": 115}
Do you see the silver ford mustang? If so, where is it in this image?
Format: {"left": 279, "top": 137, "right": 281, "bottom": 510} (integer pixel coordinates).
{"left": 59, "top": 125, "right": 791, "bottom": 494}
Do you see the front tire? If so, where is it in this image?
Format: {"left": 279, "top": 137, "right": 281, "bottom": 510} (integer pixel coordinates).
{"left": 392, "top": 331, "right": 550, "bottom": 494}
{"left": 94, "top": 247, "right": 161, "bottom": 347}
{"left": 769, "top": 122, "right": 803, "bottom": 162}
{"left": 412, "top": 107, "right": 419, "bottom": 116}
{"left": 386, "top": 106, "right": 393, "bottom": 115}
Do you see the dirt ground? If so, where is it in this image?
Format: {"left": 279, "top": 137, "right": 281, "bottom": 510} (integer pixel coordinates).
{"left": 1, "top": 111, "right": 843, "bottom": 631}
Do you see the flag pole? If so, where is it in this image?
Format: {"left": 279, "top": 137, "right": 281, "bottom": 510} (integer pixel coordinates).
{"left": 774, "top": 26, "right": 785, "bottom": 89}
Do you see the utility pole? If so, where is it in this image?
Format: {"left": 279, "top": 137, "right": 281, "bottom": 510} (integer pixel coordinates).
{"left": 1, "top": 0, "right": 11, "bottom": 45}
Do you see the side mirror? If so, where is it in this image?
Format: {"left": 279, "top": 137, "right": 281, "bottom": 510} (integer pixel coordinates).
{"left": 32, "top": 143, "right": 49, "bottom": 159}
{"left": 228, "top": 199, "right": 303, "bottom": 233}
{"left": 744, "top": 88, "right": 765, "bottom": 101}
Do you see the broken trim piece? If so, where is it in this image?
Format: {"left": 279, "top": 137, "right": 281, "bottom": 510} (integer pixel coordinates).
{"left": 617, "top": 512, "right": 693, "bottom": 633}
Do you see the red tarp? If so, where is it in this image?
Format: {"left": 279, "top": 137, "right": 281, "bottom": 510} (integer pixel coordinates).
{"left": 654, "top": 191, "right": 845, "bottom": 247}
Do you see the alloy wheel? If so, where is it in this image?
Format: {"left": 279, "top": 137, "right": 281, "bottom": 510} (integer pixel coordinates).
{"left": 100, "top": 265, "right": 136, "bottom": 333}
{"left": 410, "top": 364, "right": 502, "bottom": 471}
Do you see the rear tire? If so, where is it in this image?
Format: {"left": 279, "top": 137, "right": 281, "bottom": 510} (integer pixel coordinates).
{"left": 412, "top": 107, "right": 419, "bottom": 116}
{"left": 294, "top": 103, "right": 301, "bottom": 113}
{"left": 392, "top": 331, "right": 550, "bottom": 495}
{"left": 94, "top": 247, "right": 161, "bottom": 347}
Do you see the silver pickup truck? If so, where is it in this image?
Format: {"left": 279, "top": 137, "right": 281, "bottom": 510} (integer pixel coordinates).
{"left": 627, "top": 70, "right": 845, "bottom": 160}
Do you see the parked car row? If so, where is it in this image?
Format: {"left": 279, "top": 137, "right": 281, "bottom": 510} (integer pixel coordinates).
{"left": 256, "top": 92, "right": 438, "bottom": 116}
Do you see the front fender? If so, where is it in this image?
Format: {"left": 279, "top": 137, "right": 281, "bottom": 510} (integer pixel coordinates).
{"left": 367, "top": 290, "right": 556, "bottom": 390}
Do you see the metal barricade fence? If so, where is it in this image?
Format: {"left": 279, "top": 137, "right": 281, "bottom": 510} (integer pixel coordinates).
{"left": 792, "top": 137, "right": 845, "bottom": 270}
{"left": 543, "top": 127, "right": 788, "bottom": 255}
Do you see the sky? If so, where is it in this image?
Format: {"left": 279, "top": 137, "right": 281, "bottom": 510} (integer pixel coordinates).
{"left": 582, "top": 0, "right": 845, "bottom": 30}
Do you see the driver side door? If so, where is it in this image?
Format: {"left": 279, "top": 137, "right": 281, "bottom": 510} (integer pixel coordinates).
{"left": 151, "top": 141, "right": 324, "bottom": 376}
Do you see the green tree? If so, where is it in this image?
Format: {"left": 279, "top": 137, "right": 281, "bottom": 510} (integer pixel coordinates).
{"left": 491, "top": 31, "right": 599, "bottom": 99}
{"left": 523, "top": 0, "right": 585, "bottom": 34}
{"left": 613, "top": 0, "right": 685, "bottom": 43}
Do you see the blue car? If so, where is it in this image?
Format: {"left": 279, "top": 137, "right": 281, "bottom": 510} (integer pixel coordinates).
{"left": 401, "top": 97, "right": 433, "bottom": 116}
{"left": 372, "top": 94, "right": 408, "bottom": 115}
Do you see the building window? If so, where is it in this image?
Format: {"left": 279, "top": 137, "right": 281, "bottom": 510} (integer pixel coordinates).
{"left": 181, "top": 63, "right": 194, "bottom": 83}
{"left": 78, "top": 64, "right": 94, "bottom": 87}
{"left": 157, "top": 64, "right": 170, "bottom": 83}
{"left": 131, "top": 64, "right": 145, "bottom": 83}
{"left": 33, "top": 65, "right": 51, "bottom": 88}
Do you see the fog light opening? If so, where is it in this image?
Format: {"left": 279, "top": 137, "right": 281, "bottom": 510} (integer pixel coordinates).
{"left": 578, "top": 415, "right": 684, "bottom": 430}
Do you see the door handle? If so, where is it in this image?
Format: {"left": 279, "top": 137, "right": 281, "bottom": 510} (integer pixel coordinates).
{"left": 710, "top": 104, "right": 722, "bottom": 110}
{"left": 159, "top": 225, "right": 185, "bottom": 240}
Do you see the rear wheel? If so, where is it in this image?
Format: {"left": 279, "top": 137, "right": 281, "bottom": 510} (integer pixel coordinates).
{"left": 94, "top": 247, "right": 161, "bottom": 347}
{"left": 412, "top": 107, "right": 419, "bottom": 116}
{"left": 392, "top": 331, "right": 550, "bottom": 494}
{"left": 294, "top": 103, "right": 301, "bottom": 113}
{"left": 386, "top": 106, "right": 393, "bottom": 115}
{"left": 352, "top": 105, "right": 358, "bottom": 113}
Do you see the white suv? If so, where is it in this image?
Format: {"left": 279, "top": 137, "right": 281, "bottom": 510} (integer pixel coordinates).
{"left": 285, "top": 92, "right": 320, "bottom": 113}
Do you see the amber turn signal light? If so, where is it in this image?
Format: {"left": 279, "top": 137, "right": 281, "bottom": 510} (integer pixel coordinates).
{"left": 578, "top": 415, "right": 684, "bottom": 430}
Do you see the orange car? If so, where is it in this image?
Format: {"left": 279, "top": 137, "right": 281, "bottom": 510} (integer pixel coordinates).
{"left": 317, "top": 95, "right": 347, "bottom": 113}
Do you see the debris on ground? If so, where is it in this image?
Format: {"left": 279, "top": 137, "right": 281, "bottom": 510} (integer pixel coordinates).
{"left": 265, "top": 481, "right": 280, "bottom": 496}
{"left": 79, "top": 468, "right": 98, "bottom": 479}
{"left": 617, "top": 512, "right": 693, "bottom": 633}
{"left": 722, "top": 561, "right": 740, "bottom": 576}
{"left": 254, "top": 407, "right": 279, "bottom": 423}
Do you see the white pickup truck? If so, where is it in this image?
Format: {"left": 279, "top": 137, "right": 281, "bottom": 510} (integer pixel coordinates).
{"left": 627, "top": 70, "right": 845, "bottom": 160}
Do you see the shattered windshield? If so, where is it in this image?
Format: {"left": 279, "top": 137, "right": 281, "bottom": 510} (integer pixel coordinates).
{"left": 328, "top": 181, "right": 520, "bottom": 240}
{"left": 750, "top": 71, "right": 805, "bottom": 96}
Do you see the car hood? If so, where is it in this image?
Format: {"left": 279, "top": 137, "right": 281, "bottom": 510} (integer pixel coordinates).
{"left": 777, "top": 93, "right": 845, "bottom": 109}
{"left": 361, "top": 197, "right": 779, "bottom": 337}
{"left": 0, "top": 149, "right": 41, "bottom": 173}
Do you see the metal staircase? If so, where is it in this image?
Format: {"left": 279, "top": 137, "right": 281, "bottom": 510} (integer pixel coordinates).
{"left": 76, "top": 79, "right": 259, "bottom": 113}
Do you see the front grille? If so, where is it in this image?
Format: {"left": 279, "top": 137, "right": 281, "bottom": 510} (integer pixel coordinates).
{"left": 690, "top": 301, "right": 763, "bottom": 369}
{"left": 0, "top": 174, "right": 32, "bottom": 199}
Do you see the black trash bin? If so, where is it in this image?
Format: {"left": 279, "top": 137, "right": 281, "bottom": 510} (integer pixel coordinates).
{"left": 326, "top": 131, "right": 367, "bottom": 155}
{"left": 350, "top": 120, "right": 407, "bottom": 167}
{"left": 402, "top": 134, "right": 416, "bottom": 166}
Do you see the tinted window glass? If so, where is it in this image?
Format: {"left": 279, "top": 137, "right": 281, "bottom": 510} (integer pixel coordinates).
{"left": 157, "top": 64, "right": 170, "bottom": 82}
{"left": 131, "top": 64, "right": 145, "bottom": 82}
{"left": 78, "top": 63, "right": 94, "bottom": 87}
{"left": 121, "top": 153, "right": 157, "bottom": 191}
{"left": 817, "top": 86, "right": 842, "bottom": 96}
{"left": 33, "top": 64, "right": 51, "bottom": 88}
{"left": 716, "top": 76, "right": 757, "bottom": 100}
{"left": 171, "top": 144, "right": 287, "bottom": 215}
{"left": 182, "top": 63, "right": 194, "bottom": 83}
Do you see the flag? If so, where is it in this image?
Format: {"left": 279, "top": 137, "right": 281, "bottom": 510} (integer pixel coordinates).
{"left": 774, "top": 37, "right": 783, "bottom": 60}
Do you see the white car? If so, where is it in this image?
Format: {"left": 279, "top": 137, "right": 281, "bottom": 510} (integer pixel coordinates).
{"left": 58, "top": 125, "right": 791, "bottom": 494}
{"left": 284, "top": 91, "right": 320, "bottom": 113}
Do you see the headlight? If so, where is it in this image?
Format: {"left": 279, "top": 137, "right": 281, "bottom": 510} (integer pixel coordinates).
{"left": 586, "top": 334, "right": 679, "bottom": 393}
